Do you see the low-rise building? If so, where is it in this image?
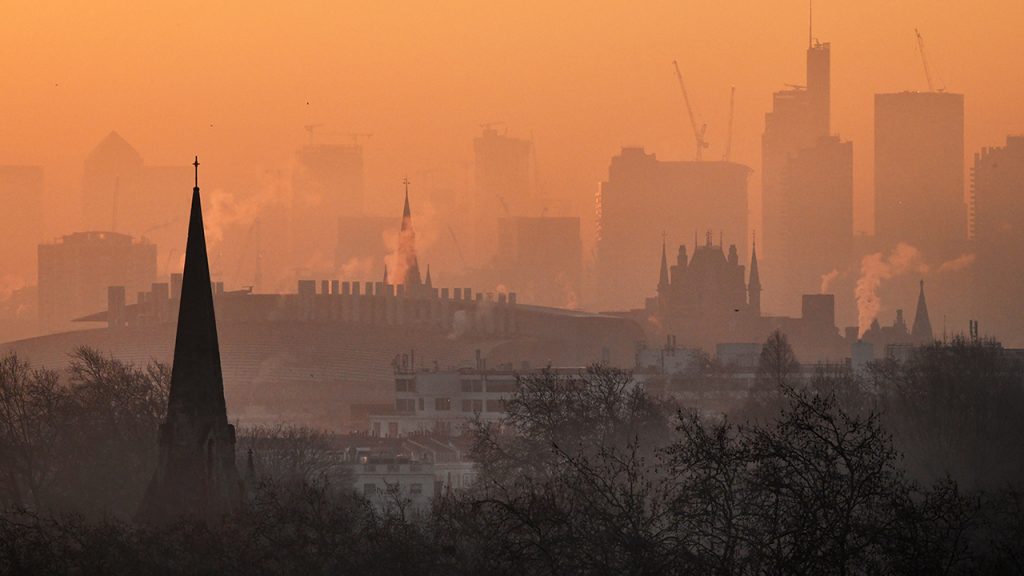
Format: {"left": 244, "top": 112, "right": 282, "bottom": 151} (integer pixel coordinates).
{"left": 369, "top": 364, "right": 587, "bottom": 438}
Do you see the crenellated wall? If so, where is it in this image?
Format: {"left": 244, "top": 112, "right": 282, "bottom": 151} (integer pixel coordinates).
{"left": 103, "top": 277, "right": 518, "bottom": 337}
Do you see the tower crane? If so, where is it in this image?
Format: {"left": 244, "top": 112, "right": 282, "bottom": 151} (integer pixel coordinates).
{"left": 915, "top": 29, "right": 943, "bottom": 92}
{"left": 723, "top": 86, "right": 735, "bottom": 162}
{"left": 672, "top": 60, "right": 708, "bottom": 161}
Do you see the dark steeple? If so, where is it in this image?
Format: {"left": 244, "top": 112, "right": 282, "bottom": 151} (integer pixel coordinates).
{"left": 748, "top": 234, "right": 762, "bottom": 316}
{"left": 911, "top": 279, "right": 934, "bottom": 343}
{"left": 424, "top": 264, "right": 433, "bottom": 288}
{"left": 400, "top": 178, "right": 422, "bottom": 286}
{"left": 138, "top": 157, "right": 242, "bottom": 523}
{"left": 658, "top": 234, "right": 670, "bottom": 293}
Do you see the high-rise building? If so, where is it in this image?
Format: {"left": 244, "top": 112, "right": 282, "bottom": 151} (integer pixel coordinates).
{"left": 594, "top": 147, "right": 750, "bottom": 310}
{"left": 493, "top": 216, "right": 583, "bottom": 308}
{"left": 763, "top": 41, "right": 831, "bottom": 223}
{"left": 777, "top": 136, "right": 853, "bottom": 296}
{"left": 472, "top": 127, "right": 534, "bottom": 264}
{"left": 874, "top": 91, "right": 966, "bottom": 260}
{"left": 81, "top": 132, "right": 191, "bottom": 275}
{"left": 38, "top": 231, "right": 156, "bottom": 333}
{"left": 474, "top": 127, "right": 533, "bottom": 217}
{"left": 291, "top": 142, "right": 365, "bottom": 276}
{"left": 762, "top": 40, "right": 854, "bottom": 314}
{"left": 971, "top": 135, "right": 1024, "bottom": 344}
{"left": 0, "top": 166, "right": 44, "bottom": 283}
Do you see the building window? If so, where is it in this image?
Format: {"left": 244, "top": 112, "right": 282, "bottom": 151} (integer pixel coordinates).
{"left": 461, "top": 399, "right": 472, "bottom": 412}
{"left": 410, "top": 483, "right": 423, "bottom": 495}
{"left": 461, "top": 379, "right": 483, "bottom": 393}
{"left": 485, "top": 399, "right": 506, "bottom": 413}
{"left": 435, "top": 397, "right": 451, "bottom": 411}
{"left": 396, "top": 398, "right": 415, "bottom": 412}
{"left": 462, "top": 399, "right": 483, "bottom": 412}
{"left": 418, "top": 398, "right": 424, "bottom": 410}
{"left": 486, "top": 381, "right": 517, "bottom": 393}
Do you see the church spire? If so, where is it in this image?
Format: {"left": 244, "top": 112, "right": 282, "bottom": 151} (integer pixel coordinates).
{"left": 138, "top": 157, "right": 242, "bottom": 523}
{"left": 399, "top": 178, "right": 422, "bottom": 286}
{"left": 424, "top": 264, "right": 432, "bottom": 288}
{"left": 748, "top": 233, "right": 762, "bottom": 316}
{"left": 402, "top": 177, "right": 412, "bottom": 221}
{"left": 911, "top": 279, "right": 934, "bottom": 343}
{"left": 658, "top": 233, "right": 670, "bottom": 293}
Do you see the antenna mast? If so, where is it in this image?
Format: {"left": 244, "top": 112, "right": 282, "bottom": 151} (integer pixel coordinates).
{"left": 809, "top": 0, "right": 814, "bottom": 47}
{"left": 723, "top": 86, "right": 735, "bottom": 162}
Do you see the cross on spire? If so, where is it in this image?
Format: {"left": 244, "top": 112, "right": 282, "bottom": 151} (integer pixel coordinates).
{"left": 402, "top": 176, "right": 410, "bottom": 197}
{"left": 193, "top": 156, "right": 200, "bottom": 189}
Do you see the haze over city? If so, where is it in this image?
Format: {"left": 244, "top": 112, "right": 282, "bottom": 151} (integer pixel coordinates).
{"left": 2, "top": 1, "right": 1021, "bottom": 236}
{"left": 2, "top": 2, "right": 1024, "bottom": 573}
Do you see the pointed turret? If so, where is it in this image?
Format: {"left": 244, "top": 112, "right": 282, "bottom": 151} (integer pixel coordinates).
{"left": 748, "top": 235, "right": 762, "bottom": 316}
{"left": 911, "top": 279, "right": 934, "bottom": 343}
{"left": 383, "top": 264, "right": 390, "bottom": 285}
{"left": 138, "top": 157, "right": 242, "bottom": 524}
{"left": 424, "top": 264, "right": 433, "bottom": 288}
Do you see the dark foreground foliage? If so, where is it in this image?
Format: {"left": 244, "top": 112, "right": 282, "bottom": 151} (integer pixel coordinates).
{"left": 1, "top": 339, "right": 1024, "bottom": 575}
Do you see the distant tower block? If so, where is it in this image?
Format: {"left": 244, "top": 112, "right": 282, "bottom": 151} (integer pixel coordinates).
{"left": 138, "top": 157, "right": 243, "bottom": 523}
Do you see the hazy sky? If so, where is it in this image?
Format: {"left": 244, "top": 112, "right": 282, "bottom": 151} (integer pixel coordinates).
{"left": 2, "top": 0, "right": 1022, "bottom": 244}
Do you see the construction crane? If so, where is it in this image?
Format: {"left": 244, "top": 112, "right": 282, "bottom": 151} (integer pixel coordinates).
{"left": 672, "top": 60, "right": 708, "bottom": 161}
{"left": 723, "top": 86, "right": 735, "bottom": 162}
{"left": 447, "top": 226, "right": 467, "bottom": 268}
{"left": 915, "top": 28, "right": 941, "bottom": 92}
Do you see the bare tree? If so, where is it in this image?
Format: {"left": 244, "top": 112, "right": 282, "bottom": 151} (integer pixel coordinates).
{"left": 0, "top": 354, "right": 66, "bottom": 509}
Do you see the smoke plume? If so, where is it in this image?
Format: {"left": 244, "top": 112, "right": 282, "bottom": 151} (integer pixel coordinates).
{"left": 0, "top": 274, "right": 26, "bottom": 302}
{"left": 820, "top": 269, "right": 840, "bottom": 294}
{"left": 383, "top": 197, "right": 440, "bottom": 285}
{"left": 855, "top": 243, "right": 928, "bottom": 336}
{"left": 937, "top": 253, "right": 976, "bottom": 273}
{"left": 337, "top": 256, "right": 376, "bottom": 280}
{"left": 205, "top": 187, "right": 284, "bottom": 248}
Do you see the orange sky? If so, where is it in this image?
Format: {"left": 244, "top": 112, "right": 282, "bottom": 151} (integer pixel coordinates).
{"left": 1, "top": 0, "right": 1022, "bottom": 248}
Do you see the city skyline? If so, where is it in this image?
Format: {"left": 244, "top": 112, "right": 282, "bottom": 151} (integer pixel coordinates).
{"left": 0, "top": 1, "right": 1021, "bottom": 245}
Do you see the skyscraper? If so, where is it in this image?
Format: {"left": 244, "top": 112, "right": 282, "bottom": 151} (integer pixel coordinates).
{"left": 762, "top": 39, "right": 854, "bottom": 314}
{"left": 595, "top": 147, "right": 750, "bottom": 310}
{"left": 474, "top": 127, "right": 533, "bottom": 217}
{"left": 139, "top": 158, "right": 242, "bottom": 523}
{"left": 291, "top": 141, "right": 365, "bottom": 276}
{"left": 971, "top": 135, "right": 1024, "bottom": 344}
{"left": 777, "top": 136, "right": 853, "bottom": 294}
{"left": 874, "top": 91, "right": 966, "bottom": 260}
{"left": 472, "top": 127, "right": 534, "bottom": 264}
{"left": 493, "top": 216, "right": 583, "bottom": 308}
{"left": 81, "top": 132, "right": 192, "bottom": 276}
